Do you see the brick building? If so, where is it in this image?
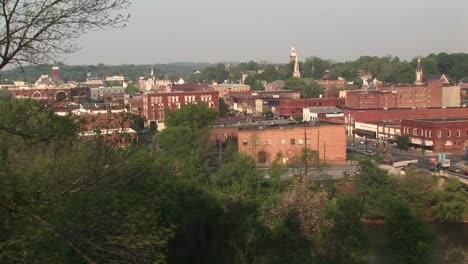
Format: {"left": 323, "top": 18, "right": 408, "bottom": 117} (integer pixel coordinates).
{"left": 343, "top": 107, "right": 468, "bottom": 137}
{"left": 9, "top": 86, "right": 90, "bottom": 103}
{"left": 142, "top": 91, "right": 219, "bottom": 124}
{"left": 170, "top": 83, "right": 213, "bottom": 92}
{"left": 274, "top": 98, "right": 346, "bottom": 118}
{"left": 265, "top": 80, "right": 285, "bottom": 91}
{"left": 346, "top": 80, "right": 461, "bottom": 109}
{"left": 401, "top": 118, "right": 468, "bottom": 153}
{"left": 237, "top": 122, "right": 346, "bottom": 165}
{"left": 346, "top": 91, "right": 397, "bottom": 109}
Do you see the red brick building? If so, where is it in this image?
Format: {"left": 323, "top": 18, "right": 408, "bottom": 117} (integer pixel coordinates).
{"left": 237, "top": 122, "right": 346, "bottom": 165}
{"left": 346, "top": 91, "right": 397, "bottom": 109}
{"left": 343, "top": 107, "right": 468, "bottom": 137}
{"left": 142, "top": 91, "right": 219, "bottom": 122}
{"left": 401, "top": 118, "right": 468, "bottom": 152}
{"left": 8, "top": 87, "right": 91, "bottom": 103}
{"left": 264, "top": 80, "right": 285, "bottom": 91}
{"left": 346, "top": 80, "right": 461, "bottom": 109}
{"left": 274, "top": 98, "right": 346, "bottom": 118}
{"left": 170, "top": 83, "right": 213, "bottom": 92}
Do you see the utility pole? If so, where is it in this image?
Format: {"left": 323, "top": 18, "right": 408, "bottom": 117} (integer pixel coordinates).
{"left": 219, "top": 139, "right": 222, "bottom": 165}
{"left": 304, "top": 128, "right": 308, "bottom": 178}
{"left": 323, "top": 141, "right": 326, "bottom": 164}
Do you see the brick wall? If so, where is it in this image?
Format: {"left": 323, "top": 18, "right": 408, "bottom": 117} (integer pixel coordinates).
{"left": 237, "top": 124, "right": 346, "bottom": 165}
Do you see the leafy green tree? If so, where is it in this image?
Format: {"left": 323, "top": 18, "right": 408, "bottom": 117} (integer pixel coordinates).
{"left": 164, "top": 103, "right": 218, "bottom": 130}
{"left": 322, "top": 195, "right": 368, "bottom": 264}
{"left": 244, "top": 75, "right": 264, "bottom": 90}
{"left": 125, "top": 83, "right": 139, "bottom": 93}
{"left": 0, "top": 89, "right": 12, "bottom": 101}
{"left": 284, "top": 77, "right": 325, "bottom": 98}
{"left": 393, "top": 135, "right": 411, "bottom": 151}
{"left": 385, "top": 199, "right": 434, "bottom": 264}
{"left": 302, "top": 57, "right": 332, "bottom": 79}
{"left": 395, "top": 169, "right": 438, "bottom": 217}
{"left": 218, "top": 98, "right": 229, "bottom": 117}
{"left": 431, "top": 177, "right": 468, "bottom": 222}
{"left": 106, "top": 80, "right": 122, "bottom": 87}
{"left": 354, "top": 159, "right": 397, "bottom": 218}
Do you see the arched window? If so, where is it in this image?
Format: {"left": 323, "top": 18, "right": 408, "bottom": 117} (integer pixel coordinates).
{"left": 32, "top": 91, "right": 42, "bottom": 98}
{"left": 55, "top": 91, "right": 68, "bottom": 101}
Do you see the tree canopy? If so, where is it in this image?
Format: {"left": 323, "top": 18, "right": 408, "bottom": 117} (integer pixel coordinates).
{"left": 164, "top": 103, "right": 218, "bottom": 130}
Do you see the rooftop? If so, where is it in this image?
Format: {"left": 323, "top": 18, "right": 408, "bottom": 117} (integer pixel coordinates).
{"left": 405, "top": 118, "right": 468, "bottom": 123}
{"left": 304, "top": 107, "right": 343, "bottom": 114}
{"left": 236, "top": 121, "right": 343, "bottom": 131}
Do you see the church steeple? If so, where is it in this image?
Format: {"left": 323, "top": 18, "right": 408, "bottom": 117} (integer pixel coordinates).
{"left": 415, "top": 59, "right": 423, "bottom": 85}
{"left": 291, "top": 47, "right": 301, "bottom": 78}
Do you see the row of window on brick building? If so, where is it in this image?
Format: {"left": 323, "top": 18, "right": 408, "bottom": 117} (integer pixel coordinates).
{"left": 402, "top": 127, "right": 468, "bottom": 138}
{"left": 243, "top": 138, "right": 312, "bottom": 146}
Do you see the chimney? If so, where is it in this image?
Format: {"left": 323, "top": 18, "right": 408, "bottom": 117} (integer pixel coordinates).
{"left": 52, "top": 66, "right": 60, "bottom": 80}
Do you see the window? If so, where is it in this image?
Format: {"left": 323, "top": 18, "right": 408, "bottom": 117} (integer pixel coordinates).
{"left": 290, "top": 139, "right": 295, "bottom": 145}
{"left": 243, "top": 139, "right": 248, "bottom": 146}
{"left": 447, "top": 130, "right": 451, "bottom": 138}
{"left": 437, "top": 131, "right": 442, "bottom": 138}
{"left": 266, "top": 139, "right": 272, "bottom": 145}
{"left": 413, "top": 128, "right": 418, "bottom": 136}
{"left": 281, "top": 139, "right": 286, "bottom": 145}
{"left": 306, "top": 139, "right": 311, "bottom": 145}
{"left": 429, "top": 131, "right": 432, "bottom": 138}
{"left": 457, "top": 130, "right": 461, "bottom": 137}
{"left": 258, "top": 150, "right": 267, "bottom": 163}
{"left": 298, "top": 139, "right": 304, "bottom": 145}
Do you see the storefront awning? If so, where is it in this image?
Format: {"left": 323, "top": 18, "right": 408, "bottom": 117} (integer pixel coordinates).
{"left": 354, "top": 129, "right": 376, "bottom": 138}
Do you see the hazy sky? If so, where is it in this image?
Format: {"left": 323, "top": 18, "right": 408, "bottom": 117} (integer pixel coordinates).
{"left": 65, "top": 0, "right": 468, "bottom": 65}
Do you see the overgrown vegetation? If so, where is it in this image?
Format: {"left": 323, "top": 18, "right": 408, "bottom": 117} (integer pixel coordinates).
{"left": 0, "top": 99, "right": 467, "bottom": 263}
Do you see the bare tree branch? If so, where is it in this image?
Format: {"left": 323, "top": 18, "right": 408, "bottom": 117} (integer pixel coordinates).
{"left": 0, "top": 0, "right": 130, "bottom": 70}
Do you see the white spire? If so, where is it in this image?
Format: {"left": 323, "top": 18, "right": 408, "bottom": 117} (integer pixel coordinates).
{"left": 292, "top": 47, "right": 301, "bottom": 78}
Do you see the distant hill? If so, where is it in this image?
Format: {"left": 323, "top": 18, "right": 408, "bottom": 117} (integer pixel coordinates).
{"left": 0, "top": 63, "right": 216, "bottom": 83}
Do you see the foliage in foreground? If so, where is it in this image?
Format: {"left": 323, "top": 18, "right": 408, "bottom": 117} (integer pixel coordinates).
{"left": 1, "top": 99, "right": 467, "bottom": 263}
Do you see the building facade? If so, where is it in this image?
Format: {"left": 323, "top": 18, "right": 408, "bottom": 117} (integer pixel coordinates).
{"left": 344, "top": 107, "right": 468, "bottom": 137}
{"left": 274, "top": 98, "right": 346, "bottom": 118}
{"left": 238, "top": 123, "right": 346, "bottom": 165}
{"left": 142, "top": 91, "right": 219, "bottom": 123}
{"left": 346, "top": 80, "right": 461, "bottom": 109}
{"left": 401, "top": 118, "right": 468, "bottom": 152}
{"left": 90, "top": 86, "right": 125, "bottom": 100}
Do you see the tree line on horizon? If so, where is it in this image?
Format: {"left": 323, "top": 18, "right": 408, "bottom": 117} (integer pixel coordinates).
{"left": 2, "top": 53, "right": 468, "bottom": 87}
